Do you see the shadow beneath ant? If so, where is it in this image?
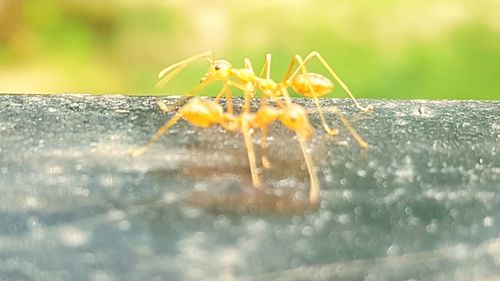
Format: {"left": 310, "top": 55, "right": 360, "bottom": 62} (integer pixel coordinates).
{"left": 146, "top": 133, "right": 325, "bottom": 216}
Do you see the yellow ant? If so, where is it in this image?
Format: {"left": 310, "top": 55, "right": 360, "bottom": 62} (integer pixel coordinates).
{"left": 155, "top": 50, "right": 372, "bottom": 147}
{"left": 128, "top": 97, "right": 321, "bottom": 205}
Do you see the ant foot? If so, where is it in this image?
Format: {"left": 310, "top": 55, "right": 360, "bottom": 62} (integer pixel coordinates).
{"left": 127, "top": 147, "right": 147, "bottom": 157}
{"left": 326, "top": 127, "right": 340, "bottom": 136}
{"left": 262, "top": 156, "right": 272, "bottom": 169}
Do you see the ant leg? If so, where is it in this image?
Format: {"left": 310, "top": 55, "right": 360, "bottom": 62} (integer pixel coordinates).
{"left": 260, "top": 126, "right": 272, "bottom": 169}
{"left": 323, "top": 106, "right": 369, "bottom": 149}
{"left": 295, "top": 51, "right": 373, "bottom": 112}
{"left": 258, "top": 53, "right": 272, "bottom": 79}
{"left": 186, "top": 79, "right": 212, "bottom": 96}
{"left": 241, "top": 117, "right": 261, "bottom": 188}
{"left": 292, "top": 54, "right": 340, "bottom": 136}
{"left": 242, "top": 58, "right": 258, "bottom": 112}
{"left": 281, "top": 54, "right": 299, "bottom": 83}
{"left": 156, "top": 50, "right": 214, "bottom": 88}
{"left": 297, "top": 137, "right": 320, "bottom": 205}
{"left": 226, "top": 86, "right": 234, "bottom": 114}
{"left": 255, "top": 54, "right": 290, "bottom": 109}
{"left": 214, "top": 83, "right": 234, "bottom": 114}
{"left": 276, "top": 84, "right": 292, "bottom": 106}
{"left": 226, "top": 80, "right": 254, "bottom": 113}
{"left": 244, "top": 58, "right": 254, "bottom": 73}
{"left": 258, "top": 54, "right": 290, "bottom": 109}
{"left": 128, "top": 114, "right": 183, "bottom": 157}
{"left": 214, "top": 83, "right": 227, "bottom": 102}
{"left": 155, "top": 76, "right": 212, "bottom": 115}
{"left": 156, "top": 97, "right": 193, "bottom": 113}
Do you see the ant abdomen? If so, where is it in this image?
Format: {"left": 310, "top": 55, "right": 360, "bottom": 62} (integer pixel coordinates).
{"left": 179, "top": 98, "right": 224, "bottom": 128}
{"left": 291, "top": 73, "right": 333, "bottom": 97}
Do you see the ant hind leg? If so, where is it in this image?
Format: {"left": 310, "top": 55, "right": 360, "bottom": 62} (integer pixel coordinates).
{"left": 290, "top": 54, "right": 340, "bottom": 136}
{"left": 323, "top": 106, "right": 369, "bottom": 149}
{"left": 300, "top": 51, "right": 373, "bottom": 112}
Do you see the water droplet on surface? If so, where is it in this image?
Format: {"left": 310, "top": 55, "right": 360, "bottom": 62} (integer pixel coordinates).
{"left": 426, "top": 221, "right": 439, "bottom": 233}
{"left": 339, "top": 178, "right": 347, "bottom": 186}
{"left": 58, "top": 226, "right": 90, "bottom": 248}
{"left": 386, "top": 244, "right": 400, "bottom": 256}
{"left": 24, "top": 196, "right": 42, "bottom": 209}
{"left": 301, "top": 226, "right": 314, "bottom": 237}
{"left": 337, "top": 214, "right": 351, "bottom": 225}
{"left": 357, "top": 170, "right": 367, "bottom": 177}
{"left": 483, "top": 216, "right": 494, "bottom": 227}
{"left": 92, "top": 270, "right": 116, "bottom": 281}
{"left": 342, "top": 190, "right": 353, "bottom": 201}
{"left": 48, "top": 165, "right": 63, "bottom": 175}
{"left": 118, "top": 220, "right": 131, "bottom": 231}
{"left": 26, "top": 216, "right": 40, "bottom": 229}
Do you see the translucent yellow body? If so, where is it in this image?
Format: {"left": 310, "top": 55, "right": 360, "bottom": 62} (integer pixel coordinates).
{"left": 291, "top": 73, "right": 333, "bottom": 98}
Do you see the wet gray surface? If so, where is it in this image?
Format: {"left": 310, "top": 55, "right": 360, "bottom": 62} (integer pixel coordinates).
{"left": 0, "top": 94, "right": 499, "bottom": 281}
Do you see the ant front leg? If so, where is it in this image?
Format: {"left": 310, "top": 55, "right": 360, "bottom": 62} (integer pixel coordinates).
{"left": 214, "top": 83, "right": 234, "bottom": 114}
{"left": 225, "top": 80, "right": 254, "bottom": 113}
{"left": 293, "top": 51, "right": 373, "bottom": 112}
{"left": 128, "top": 110, "right": 183, "bottom": 157}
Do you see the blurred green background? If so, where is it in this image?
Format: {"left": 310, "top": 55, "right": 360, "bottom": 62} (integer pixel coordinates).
{"left": 0, "top": 0, "right": 499, "bottom": 99}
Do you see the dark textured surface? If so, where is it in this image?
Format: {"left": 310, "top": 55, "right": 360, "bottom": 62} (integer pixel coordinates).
{"left": 0, "top": 94, "right": 499, "bottom": 281}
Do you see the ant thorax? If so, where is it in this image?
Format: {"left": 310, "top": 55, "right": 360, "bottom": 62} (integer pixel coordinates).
{"left": 256, "top": 77, "right": 278, "bottom": 91}
{"left": 233, "top": 68, "right": 255, "bottom": 82}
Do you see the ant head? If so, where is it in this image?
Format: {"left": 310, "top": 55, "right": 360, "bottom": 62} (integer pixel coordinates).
{"left": 280, "top": 104, "right": 313, "bottom": 140}
{"left": 201, "top": 60, "right": 232, "bottom": 82}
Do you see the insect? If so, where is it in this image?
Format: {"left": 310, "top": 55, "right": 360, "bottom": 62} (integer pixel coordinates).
{"left": 155, "top": 50, "right": 372, "bottom": 144}
{"left": 128, "top": 97, "right": 321, "bottom": 205}
{"left": 129, "top": 51, "right": 372, "bottom": 208}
